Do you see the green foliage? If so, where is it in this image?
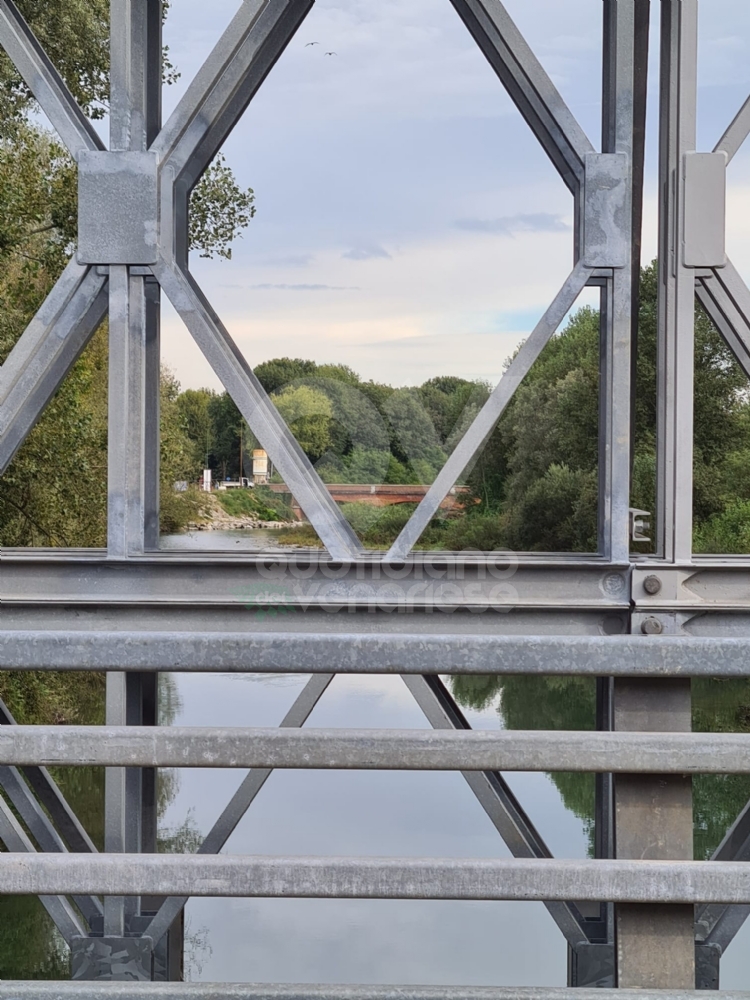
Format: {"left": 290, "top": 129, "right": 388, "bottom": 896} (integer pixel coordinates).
{"left": 255, "top": 357, "right": 319, "bottom": 394}
{"left": 341, "top": 501, "right": 387, "bottom": 536}
{"left": 0, "top": 325, "right": 109, "bottom": 546}
{"left": 383, "top": 389, "right": 447, "bottom": 484}
{"left": 215, "top": 486, "right": 293, "bottom": 523}
{"left": 175, "top": 387, "right": 216, "bottom": 471}
{"left": 272, "top": 384, "right": 334, "bottom": 461}
{"left": 0, "top": 897, "right": 69, "bottom": 980}
{"left": 190, "top": 154, "right": 256, "bottom": 260}
{"left": 0, "top": 0, "right": 109, "bottom": 126}
{"left": 694, "top": 500, "right": 750, "bottom": 555}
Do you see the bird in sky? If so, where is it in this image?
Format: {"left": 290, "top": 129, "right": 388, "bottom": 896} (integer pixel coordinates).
{"left": 305, "top": 41, "right": 319, "bottom": 46}
{"left": 325, "top": 51, "right": 337, "bottom": 56}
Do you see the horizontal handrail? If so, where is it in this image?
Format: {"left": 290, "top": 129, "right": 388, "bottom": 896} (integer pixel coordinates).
{"left": 3, "top": 631, "right": 750, "bottom": 675}
{"left": 0, "top": 987, "right": 742, "bottom": 1000}
{"left": 0, "top": 726, "right": 749, "bottom": 773}
{"left": 0, "top": 855, "right": 749, "bottom": 903}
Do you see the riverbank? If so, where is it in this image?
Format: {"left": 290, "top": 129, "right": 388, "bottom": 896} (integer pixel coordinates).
{"left": 185, "top": 492, "right": 300, "bottom": 534}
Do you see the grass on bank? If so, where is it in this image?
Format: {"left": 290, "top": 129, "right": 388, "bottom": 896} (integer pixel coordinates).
{"left": 272, "top": 503, "right": 512, "bottom": 550}
{"left": 214, "top": 486, "right": 295, "bottom": 522}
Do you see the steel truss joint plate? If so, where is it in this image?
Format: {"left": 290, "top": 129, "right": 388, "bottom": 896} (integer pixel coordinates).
{"left": 583, "top": 153, "right": 629, "bottom": 268}
{"left": 683, "top": 152, "right": 727, "bottom": 269}
{"left": 71, "top": 935, "right": 154, "bottom": 981}
{"left": 77, "top": 152, "right": 159, "bottom": 266}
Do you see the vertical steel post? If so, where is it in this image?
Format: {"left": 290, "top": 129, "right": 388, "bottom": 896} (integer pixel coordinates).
{"left": 107, "top": 0, "right": 162, "bottom": 557}
{"left": 104, "top": 0, "right": 164, "bottom": 979}
{"left": 103, "top": 673, "right": 127, "bottom": 938}
{"left": 656, "top": 0, "right": 698, "bottom": 562}
{"left": 614, "top": 678, "right": 695, "bottom": 987}
{"left": 598, "top": 0, "right": 646, "bottom": 563}
{"left": 614, "top": 6, "right": 697, "bottom": 988}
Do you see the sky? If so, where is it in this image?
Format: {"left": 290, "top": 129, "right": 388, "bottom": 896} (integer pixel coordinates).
{"left": 157, "top": 0, "right": 750, "bottom": 391}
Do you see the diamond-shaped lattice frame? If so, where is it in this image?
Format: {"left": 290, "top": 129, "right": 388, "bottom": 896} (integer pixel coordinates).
{"left": 0, "top": 0, "right": 626, "bottom": 561}
{"left": 3, "top": 0, "right": 750, "bottom": 563}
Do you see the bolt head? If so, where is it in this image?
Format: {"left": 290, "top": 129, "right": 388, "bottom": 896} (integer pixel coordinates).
{"left": 641, "top": 617, "right": 664, "bottom": 635}
{"left": 643, "top": 575, "right": 662, "bottom": 595}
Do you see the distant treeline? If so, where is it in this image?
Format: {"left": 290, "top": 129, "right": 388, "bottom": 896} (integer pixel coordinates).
{"left": 172, "top": 261, "right": 750, "bottom": 553}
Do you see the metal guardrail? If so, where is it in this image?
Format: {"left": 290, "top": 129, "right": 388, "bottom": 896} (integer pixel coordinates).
{"left": 1, "top": 726, "right": 750, "bottom": 772}
{"left": 1, "top": 855, "right": 750, "bottom": 904}
{"left": 1, "top": 989, "right": 746, "bottom": 1000}
{"left": 1, "top": 631, "right": 750, "bottom": 675}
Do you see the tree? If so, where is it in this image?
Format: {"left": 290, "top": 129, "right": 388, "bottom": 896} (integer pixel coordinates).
{"left": 463, "top": 264, "right": 750, "bottom": 553}
{"left": 272, "top": 384, "right": 334, "bottom": 462}
{"left": 175, "top": 388, "right": 217, "bottom": 471}
{"left": 0, "top": 0, "right": 258, "bottom": 545}
{"left": 254, "top": 358, "right": 319, "bottom": 395}
{"left": 207, "top": 392, "right": 243, "bottom": 481}
{"left": 383, "top": 388, "right": 447, "bottom": 484}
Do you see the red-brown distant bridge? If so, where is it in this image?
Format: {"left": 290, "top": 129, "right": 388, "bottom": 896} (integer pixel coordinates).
{"left": 267, "top": 483, "right": 472, "bottom": 520}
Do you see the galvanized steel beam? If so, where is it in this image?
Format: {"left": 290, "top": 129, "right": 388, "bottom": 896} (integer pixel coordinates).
{"left": 695, "top": 260, "right": 750, "bottom": 382}
{"left": 3, "top": 726, "right": 750, "bottom": 774}
{"left": 0, "top": 553, "right": 631, "bottom": 613}
{"left": 153, "top": 260, "right": 363, "bottom": 561}
{"left": 656, "top": 0, "right": 698, "bottom": 563}
{"left": 696, "top": 797, "right": 750, "bottom": 952}
{"left": 714, "top": 93, "right": 750, "bottom": 163}
{"left": 5, "top": 630, "right": 750, "bottom": 676}
{"left": 0, "top": 987, "right": 745, "bottom": 1000}
{"left": 598, "top": 0, "right": 647, "bottom": 564}
{"left": 0, "top": 795, "right": 85, "bottom": 944}
{"left": 614, "top": 677, "right": 695, "bottom": 989}
{"left": 1, "top": 854, "right": 750, "bottom": 903}
{"left": 0, "top": 262, "right": 108, "bottom": 473}
{"left": 154, "top": 0, "right": 313, "bottom": 190}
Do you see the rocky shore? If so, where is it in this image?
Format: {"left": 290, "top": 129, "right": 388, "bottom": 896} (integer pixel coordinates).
{"left": 185, "top": 493, "right": 301, "bottom": 533}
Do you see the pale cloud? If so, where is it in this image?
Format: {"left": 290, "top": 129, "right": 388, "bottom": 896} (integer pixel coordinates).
{"left": 342, "top": 245, "right": 392, "bottom": 261}
{"left": 248, "top": 283, "right": 361, "bottom": 292}
{"left": 258, "top": 253, "right": 315, "bottom": 268}
{"left": 161, "top": 0, "right": 750, "bottom": 397}
{"left": 454, "top": 214, "right": 569, "bottom": 236}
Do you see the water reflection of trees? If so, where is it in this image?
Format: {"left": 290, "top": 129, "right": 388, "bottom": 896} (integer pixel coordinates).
{"left": 451, "top": 675, "right": 750, "bottom": 860}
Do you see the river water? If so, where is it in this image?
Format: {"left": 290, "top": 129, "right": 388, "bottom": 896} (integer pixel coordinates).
{"left": 3, "top": 530, "right": 750, "bottom": 985}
